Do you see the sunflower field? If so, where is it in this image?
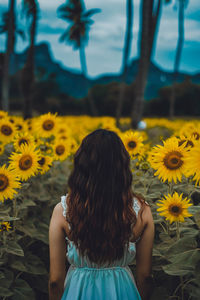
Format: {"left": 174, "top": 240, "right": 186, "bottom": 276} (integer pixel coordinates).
{"left": 0, "top": 110, "right": 200, "bottom": 300}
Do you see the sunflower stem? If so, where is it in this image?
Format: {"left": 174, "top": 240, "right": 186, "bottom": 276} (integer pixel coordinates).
{"left": 2, "top": 230, "right": 6, "bottom": 245}
{"left": 176, "top": 220, "right": 184, "bottom": 299}
{"left": 176, "top": 221, "right": 180, "bottom": 240}
{"left": 168, "top": 181, "right": 174, "bottom": 195}
{"left": 13, "top": 197, "right": 17, "bottom": 240}
{"left": 166, "top": 220, "right": 170, "bottom": 235}
{"left": 160, "top": 222, "right": 168, "bottom": 234}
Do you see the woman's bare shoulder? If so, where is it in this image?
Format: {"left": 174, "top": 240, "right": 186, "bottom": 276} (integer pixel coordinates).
{"left": 134, "top": 195, "right": 152, "bottom": 225}
{"left": 51, "top": 202, "right": 70, "bottom": 235}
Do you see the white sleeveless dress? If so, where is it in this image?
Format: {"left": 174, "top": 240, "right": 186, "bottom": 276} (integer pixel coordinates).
{"left": 60, "top": 194, "right": 142, "bottom": 300}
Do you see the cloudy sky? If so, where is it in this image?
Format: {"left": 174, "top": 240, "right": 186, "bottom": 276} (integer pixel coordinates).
{"left": 0, "top": 0, "right": 200, "bottom": 78}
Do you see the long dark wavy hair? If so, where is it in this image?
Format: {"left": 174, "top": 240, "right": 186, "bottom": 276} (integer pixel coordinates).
{"left": 65, "top": 129, "right": 145, "bottom": 265}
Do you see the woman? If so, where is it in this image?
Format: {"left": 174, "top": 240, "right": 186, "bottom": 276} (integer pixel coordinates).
{"left": 49, "top": 129, "right": 155, "bottom": 300}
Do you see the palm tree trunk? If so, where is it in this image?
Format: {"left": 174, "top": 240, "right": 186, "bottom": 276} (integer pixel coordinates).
{"left": 130, "top": 0, "right": 152, "bottom": 128}
{"left": 130, "top": 0, "right": 162, "bottom": 129}
{"left": 116, "top": 0, "right": 133, "bottom": 127}
{"left": 79, "top": 39, "right": 98, "bottom": 116}
{"left": 79, "top": 41, "right": 88, "bottom": 77}
{"left": 149, "top": 0, "right": 162, "bottom": 60}
{"left": 169, "top": 0, "right": 184, "bottom": 118}
{"left": 22, "top": 2, "right": 37, "bottom": 119}
{"left": 1, "top": 0, "right": 15, "bottom": 111}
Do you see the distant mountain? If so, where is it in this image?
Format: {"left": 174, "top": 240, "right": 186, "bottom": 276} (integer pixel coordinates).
{"left": 9, "top": 42, "right": 200, "bottom": 100}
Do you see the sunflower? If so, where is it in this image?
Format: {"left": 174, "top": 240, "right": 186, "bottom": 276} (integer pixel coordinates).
{"left": 178, "top": 123, "right": 200, "bottom": 141}
{"left": 0, "top": 164, "right": 21, "bottom": 202}
{"left": 68, "top": 138, "right": 79, "bottom": 155}
{"left": 0, "top": 221, "right": 12, "bottom": 232}
{"left": 13, "top": 132, "right": 35, "bottom": 152}
{"left": 0, "top": 110, "right": 8, "bottom": 119}
{"left": 34, "top": 112, "right": 59, "bottom": 138}
{"left": 37, "top": 155, "right": 53, "bottom": 175}
{"left": 148, "top": 137, "right": 189, "bottom": 183}
{"left": 121, "top": 131, "right": 144, "bottom": 156}
{"left": 57, "top": 125, "right": 71, "bottom": 136}
{"left": 156, "top": 192, "right": 193, "bottom": 224}
{"left": 12, "top": 116, "right": 29, "bottom": 132}
{"left": 184, "top": 140, "right": 200, "bottom": 185}
{"left": 38, "top": 141, "right": 54, "bottom": 156}
{"left": 9, "top": 144, "right": 41, "bottom": 181}
{"left": 53, "top": 140, "right": 70, "bottom": 161}
{"left": 177, "top": 134, "right": 196, "bottom": 149}
{"left": 0, "top": 118, "right": 17, "bottom": 144}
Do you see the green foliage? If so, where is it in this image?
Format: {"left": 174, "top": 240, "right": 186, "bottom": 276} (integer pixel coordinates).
{"left": 130, "top": 157, "right": 200, "bottom": 299}
{"left": 0, "top": 160, "right": 71, "bottom": 299}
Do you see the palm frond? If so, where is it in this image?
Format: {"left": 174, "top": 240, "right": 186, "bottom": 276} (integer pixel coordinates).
{"left": 21, "top": 0, "right": 38, "bottom": 18}
{"left": 57, "top": 4, "right": 73, "bottom": 15}
{"left": 82, "top": 8, "right": 101, "bottom": 18}
{"left": 16, "top": 29, "right": 26, "bottom": 41}
{"left": 58, "top": 29, "right": 69, "bottom": 43}
{"left": 57, "top": 12, "right": 72, "bottom": 22}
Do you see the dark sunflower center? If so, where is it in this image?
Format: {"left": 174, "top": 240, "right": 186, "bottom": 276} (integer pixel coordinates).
{"left": 1, "top": 224, "right": 6, "bottom": 230}
{"left": 56, "top": 145, "right": 65, "bottom": 155}
{"left": 169, "top": 204, "right": 182, "bottom": 216}
{"left": 60, "top": 136, "right": 67, "bottom": 140}
{"left": 59, "top": 129, "right": 65, "bottom": 133}
{"left": 0, "top": 174, "right": 9, "bottom": 191}
{"left": 128, "top": 141, "right": 136, "bottom": 149}
{"left": 9, "top": 119, "right": 14, "bottom": 123}
{"left": 19, "top": 155, "right": 33, "bottom": 170}
{"left": 163, "top": 151, "right": 183, "bottom": 170}
{"left": 16, "top": 124, "right": 23, "bottom": 130}
{"left": 42, "top": 120, "right": 54, "bottom": 131}
{"left": 179, "top": 140, "right": 194, "bottom": 147}
{"left": 38, "top": 157, "right": 45, "bottom": 166}
{"left": 1, "top": 125, "right": 13, "bottom": 136}
{"left": 192, "top": 132, "right": 200, "bottom": 140}
{"left": 19, "top": 138, "right": 28, "bottom": 146}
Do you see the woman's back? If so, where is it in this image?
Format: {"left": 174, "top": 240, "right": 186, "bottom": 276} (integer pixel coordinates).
{"left": 60, "top": 194, "right": 142, "bottom": 300}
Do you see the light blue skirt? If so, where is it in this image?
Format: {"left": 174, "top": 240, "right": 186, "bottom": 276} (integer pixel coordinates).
{"left": 61, "top": 265, "right": 141, "bottom": 300}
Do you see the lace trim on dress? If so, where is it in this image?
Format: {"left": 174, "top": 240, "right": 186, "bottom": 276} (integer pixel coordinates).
{"left": 133, "top": 197, "right": 140, "bottom": 218}
{"left": 61, "top": 194, "right": 67, "bottom": 218}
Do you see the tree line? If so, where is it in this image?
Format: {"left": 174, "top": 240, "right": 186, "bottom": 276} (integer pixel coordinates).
{"left": 0, "top": 0, "right": 190, "bottom": 128}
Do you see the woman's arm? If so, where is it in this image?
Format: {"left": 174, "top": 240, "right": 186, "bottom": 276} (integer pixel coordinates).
{"left": 49, "top": 203, "right": 67, "bottom": 300}
{"left": 135, "top": 205, "right": 155, "bottom": 300}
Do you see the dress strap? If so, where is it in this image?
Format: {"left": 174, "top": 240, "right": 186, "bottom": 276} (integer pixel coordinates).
{"left": 132, "top": 197, "right": 142, "bottom": 243}
{"left": 133, "top": 197, "right": 140, "bottom": 217}
{"left": 61, "top": 194, "right": 68, "bottom": 218}
{"left": 61, "top": 193, "right": 72, "bottom": 242}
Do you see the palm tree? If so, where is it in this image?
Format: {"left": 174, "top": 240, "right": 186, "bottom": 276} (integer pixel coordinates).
{"left": 20, "top": 0, "right": 39, "bottom": 119}
{"left": 0, "top": 8, "right": 25, "bottom": 111}
{"left": 169, "top": 0, "right": 188, "bottom": 118}
{"left": 130, "top": 0, "right": 162, "bottom": 129}
{"left": 57, "top": 0, "right": 100, "bottom": 77}
{"left": 57, "top": 0, "right": 100, "bottom": 115}
{"left": 115, "top": 0, "right": 133, "bottom": 127}
{"left": 1, "top": 0, "right": 16, "bottom": 111}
